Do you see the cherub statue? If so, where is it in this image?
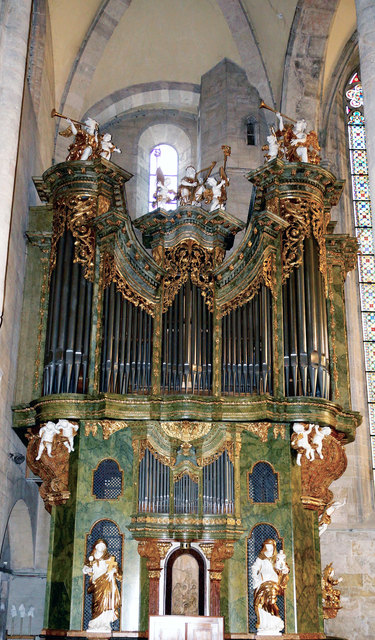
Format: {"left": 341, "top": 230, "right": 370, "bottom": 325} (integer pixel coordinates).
{"left": 35, "top": 421, "right": 61, "bottom": 460}
{"left": 291, "top": 423, "right": 315, "bottom": 465}
{"left": 99, "top": 133, "right": 121, "bottom": 161}
{"left": 262, "top": 128, "right": 280, "bottom": 162}
{"left": 57, "top": 419, "right": 79, "bottom": 453}
{"left": 178, "top": 166, "right": 199, "bottom": 205}
{"left": 60, "top": 117, "right": 99, "bottom": 161}
{"left": 311, "top": 424, "right": 331, "bottom": 459}
{"left": 276, "top": 112, "right": 320, "bottom": 164}
{"left": 204, "top": 176, "right": 227, "bottom": 211}
{"left": 252, "top": 539, "right": 289, "bottom": 636}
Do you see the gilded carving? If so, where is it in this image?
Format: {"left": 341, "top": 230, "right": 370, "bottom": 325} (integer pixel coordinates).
{"left": 273, "top": 424, "right": 286, "bottom": 439}
{"left": 322, "top": 563, "right": 342, "bottom": 619}
{"left": 26, "top": 426, "right": 74, "bottom": 512}
{"left": 156, "top": 542, "right": 172, "bottom": 559}
{"left": 160, "top": 420, "right": 212, "bottom": 442}
{"left": 239, "top": 422, "right": 272, "bottom": 443}
{"left": 210, "top": 540, "right": 235, "bottom": 572}
{"left": 101, "top": 251, "right": 155, "bottom": 316}
{"left": 199, "top": 543, "right": 214, "bottom": 559}
{"left": 201, "top": 439, "right": 234, "bottom": 466}
{"left": 219, "top": 254, "right": 276, "bottom": 317}
{"left": 34, "top": 254, "right": 50, "bottom": 391}
{"left": 299, "top": 433, "right": 347, "bottom": 509}
{"left": 139, "top": 439, "right": 175, "bottom": 467}
{"left": 174, "top": 469, "right": 199, "bottom": 484}
{"left": 53, "top": 194, "right": 97, "bottom": 281}
{"left": 84, "top": 420, "right": 127, "bottom": 440}
{"left": 162, "top": 239, "right": 215, "bottom": 312}
{"left": 137, "top": 540, "right": 161, "bottom": 571}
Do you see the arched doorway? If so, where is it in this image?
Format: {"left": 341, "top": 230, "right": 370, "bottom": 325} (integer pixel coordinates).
{"left": 165, "top": 548, "right": 205, "bottom": 616}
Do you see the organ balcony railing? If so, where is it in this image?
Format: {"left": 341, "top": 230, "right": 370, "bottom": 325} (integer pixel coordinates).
{"left": 20, "top": 157, "right": 358, "bottom": 417}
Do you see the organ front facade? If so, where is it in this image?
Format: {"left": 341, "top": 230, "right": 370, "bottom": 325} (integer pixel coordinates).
{"left": 13, "top": 153, "right": 360, "bottom": 638}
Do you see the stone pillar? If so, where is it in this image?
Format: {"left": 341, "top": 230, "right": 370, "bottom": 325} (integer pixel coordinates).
{"left": 0, "top": 0, "right": 32, "bottom": 323}
{"left": 355, "top": 0, "right": 375, "bottom": 220}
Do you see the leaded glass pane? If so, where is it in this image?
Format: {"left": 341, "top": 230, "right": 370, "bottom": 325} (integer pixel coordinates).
{"left": 354, "top": 201, "right": 372, "bottom": 227}
{"left": 362, "top": 313, "right": 375, "bottom": 341}
{"left": 360, "top": 284, "right": 375, "bottom": 311}
{"left": 348, "top": 125, "right": 366, "bottom": 149}
{"left": 352, "top": 174, "right": 370, "bottom": 200}
{"left": 356, "top": 228, "right": 374, "bottom": 256}
{"left": 369, "top": 404, "right": 375, "bottom": 435}
{"left": 365, "top": 343, "right": 375, "bottom": 370}
{"left": 367, "top": 372, "right": 375, "bottom": 402}
{"left": 346, "top": 84, "right": 363, "bottom": 108}
{"left": 348, "top": 111, "right": 365, "bottom": 125}
{"left": 358, "top": 256, "right": 375, "bottom": 282}
{"left": 351, "top": 149, "right": 368, "bottom": 175}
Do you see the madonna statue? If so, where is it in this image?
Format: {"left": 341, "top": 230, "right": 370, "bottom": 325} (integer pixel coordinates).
{"left": 83, "top": 539, "right": 122, "bottom": 632}
{"left": 251, "top": 538, "right": 289, "bottom": 636}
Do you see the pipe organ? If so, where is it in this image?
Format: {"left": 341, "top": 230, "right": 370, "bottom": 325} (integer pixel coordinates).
{"left": 15, "top": 156, "right": 360, "bottom": 639}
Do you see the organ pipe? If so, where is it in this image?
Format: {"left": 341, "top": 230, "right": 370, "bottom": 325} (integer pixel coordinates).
{"left": 43, "top": 230, "right": 92, "bottom": 395}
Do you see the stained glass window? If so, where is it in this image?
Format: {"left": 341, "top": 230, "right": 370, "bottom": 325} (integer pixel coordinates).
{"left": 149, "top": 144, "right": 178, "bottom": 211}
{"left": 346, "top": 71, "right": 375, "bottom": 486}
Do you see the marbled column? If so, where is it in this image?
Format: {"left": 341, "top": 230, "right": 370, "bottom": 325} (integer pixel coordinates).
{"left": 209, "top": 575, "right": 221, "bottom": 616}
{"left": 355, "top": 0, "right": 375, "bottom": 222}
{"left": 0, "top": 0, "right": 32, "bottom": 322}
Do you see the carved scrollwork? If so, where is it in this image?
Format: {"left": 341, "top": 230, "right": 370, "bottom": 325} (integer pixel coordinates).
{"left": 322, "top": 563, "right": 342, "bottom": 619}
{"left": 299, "top": 432, "right": 347, "bottom": 510}
{"left": 163, "top": 239, "right": 215, "bottom": 312}
{"left": 210, "top": 540, "right": 235, "bottom": 573}
{"left": 139, "top": 439, "right": 175, "bottom": 467}
{"left": 279, "top": 197, "right": 326, "bottom": 284}
{"left": 160, "top": 420, "right": 212, "bottom": 442}
{"left": 219, "top": 254, "right": 276, "bottom": 318}
{"left": 102, "top": 251, "right": 155, "bottom": 316}
{"left": 25, "top": 426, "right": 77, "bottom": 512}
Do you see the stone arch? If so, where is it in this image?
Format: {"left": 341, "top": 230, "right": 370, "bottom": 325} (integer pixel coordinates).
{"left": 281, "top": 0, "right": 341, "bottom": 127}
{"left": 84, "top": 82, "right": 200, "bottom": 126}
{"left": 6, "top": 499, "right": 34, "bottom": 570}
{"left": 136, "top": 123, "right": 192, "bottom": 217}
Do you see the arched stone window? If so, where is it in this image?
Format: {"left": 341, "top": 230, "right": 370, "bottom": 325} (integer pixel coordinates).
{"left": 149, "top": 143, "right": 178, "bottom": 211}
{"left": 136, "top": 124, "right": 192, "bottom": 217}
{"left": 248, "top": 461, "right": 278, "bottom": 503}
{"left": 345, "top": 71, "right": 375, "bottom": 486}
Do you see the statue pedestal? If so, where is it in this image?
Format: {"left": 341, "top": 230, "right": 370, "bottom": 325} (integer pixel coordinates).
{"left": 149, "top": 615, "right": 224, "bottom": 640}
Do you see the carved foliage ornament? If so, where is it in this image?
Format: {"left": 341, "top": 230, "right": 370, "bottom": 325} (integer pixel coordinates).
{"left": 219, "top": 253, "right": 276, "bottom": 317}
{"left": 160, "top": 420, "right": 212, "bottom": 442}
{"left": 25, "top": 421, "right": 78, "bottom": 512}
{"left": 50, "top": 195, "right": 97, "bottom": 281}
{"left": 322, "top": 563, "right": 342, "bottom": 619}
{"left": 162, "top": 240, "right": 215, "bottom": 312}
{"left": 280, "top": 197, "right": 326, "bottom": 285}
{"left": 298, "top": 430, "right": 347, "bottom": 509}
{"left": 102, "top": 251, "right": 155, "bottom": 316}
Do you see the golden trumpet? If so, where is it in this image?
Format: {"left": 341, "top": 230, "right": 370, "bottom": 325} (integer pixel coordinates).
{"left": 51, "top": 108, "right": 87, "bottom": 127}
{"left": 259, "top": 100, "right": 296, "bottom": 124}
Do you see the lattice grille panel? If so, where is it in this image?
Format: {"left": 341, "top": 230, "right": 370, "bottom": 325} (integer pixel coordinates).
{"left": 93, "top": 459, "right": 122, "bottom": 499}
{"left": 248, "top": 462, "right": 278, "bottom": 503}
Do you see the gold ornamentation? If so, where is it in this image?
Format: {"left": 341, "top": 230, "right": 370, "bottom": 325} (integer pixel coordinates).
{"left": 156, "top": 542, "right": 172, "bottom": 559}
{"left": 49, "top": 204, "right": 67, "bottom": 277}
{"left": 279, "top": 197, "right": 326, "bottom": 285}
{"left": 137, "top": 540, "right": 162, "bottom": 571}
{"left": 139, "top": 439, "right": 175, "bottom": 467}
{"left": 239, "top": 422, "right": 272, "bottom": 443}
{"left": 34, "top": 254, "right": 50, "bottom": 391}
{"left": 300, "top": 432, "right": 347, "bottom": 509}
{"left": 219, "top": 254, "right": 276, "bottom": 317}
{"left": 273, "top": 424, "right": 286, "bottom": 439}
{"left": 102, "top": 251, "right": 155, "bottom": 316}
{"left": 199, "top": 543, "right": 214, "bottom": 559}
{"left": 209, "top": 572, "right": 222, "bottom": 581}
{"left": 327, "top": 264, "right": 339, "bottom": 400}
{"left": 322, "top": 563, "right": 342, "bottom": 619}
{"left": 85, "top": 422, "right": 98, "bottom": 437}
{"left": 174, "top": 469, "right": 199, "bottom": 484}
{"left": 148, "top": 570, "right": 161, "bottom": 579}
{"left": 201, "top": 440, "right": 234, "bottom": 466}
{"left": 160, "top": 420, "right": 212, "bottom": 442}
{"left": 152, "top": 245, "right": 164, "bottom": 266}
{"left": 26, "top": 427, "right": 74, "bottom": 512}
{"left": 163, "top": 239, "right": 215, "bottom": 312}
{"left": 98, "top": 195, "right": 110, "bottom": 216}
{"left": 210, "top": 540, "right": 235, "bottom": 572}
{"left": 55, "top": 194, "right": 97, "bottom": 281}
